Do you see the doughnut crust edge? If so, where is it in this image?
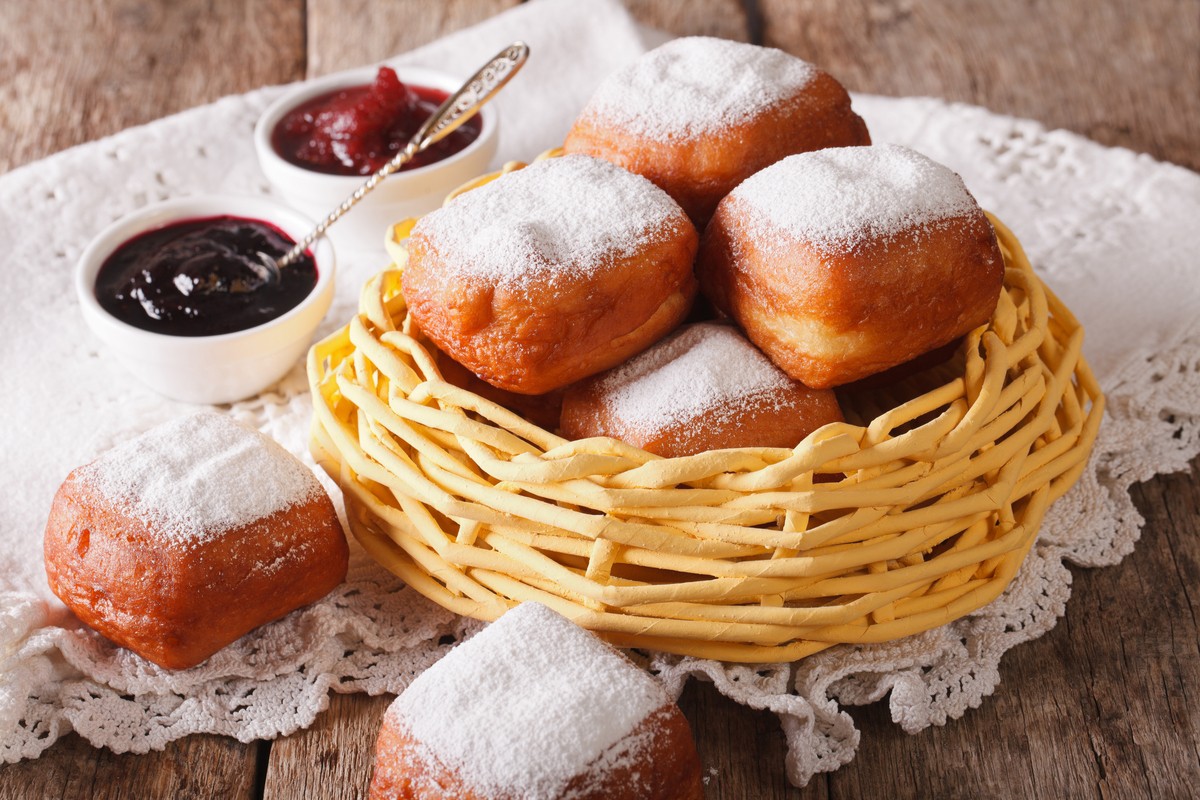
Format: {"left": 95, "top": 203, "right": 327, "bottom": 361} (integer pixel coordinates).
{"left": 44, "top": 473, "right": 348, "bottom": 670}
{"left": 560, "top": 324, "right": 845, "bottom": 457}
{"left": 403, "top": 203, "right": 699, "bottom": 396}
{"left": 562, "top": 381, "right": 843, "bottom": 458}
{"left": 368, "top": 704, "right": 704, "bottom": 800}
{"left": 565, "top": 68, "right": 870, "bottom": 226}
{"left": 698, "top": 199, "right": 1005, "bottom": 389}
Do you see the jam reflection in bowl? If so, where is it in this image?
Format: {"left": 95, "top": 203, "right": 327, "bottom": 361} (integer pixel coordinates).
{"left": 76, "top": 195, "right": 336, "bottom": 405}
{"left": 254, "top": 65, "right": 499, "bottom": 258}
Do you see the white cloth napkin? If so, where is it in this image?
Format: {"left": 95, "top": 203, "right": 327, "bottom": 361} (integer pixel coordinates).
{"left": 2, "top": 0, "right": 1198, "bottom": 786}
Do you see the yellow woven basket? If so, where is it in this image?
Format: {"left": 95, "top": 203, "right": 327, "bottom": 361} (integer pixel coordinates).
{"left": 307, "top": 153, "right": 1104, "bottom": 663}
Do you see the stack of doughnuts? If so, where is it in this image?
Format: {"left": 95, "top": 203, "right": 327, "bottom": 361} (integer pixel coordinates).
{"left": 40, "top": 35, "right": 1012, "bottom": 800}
{"left": 403, "top": 36, "right": 1003, "bottom": 459}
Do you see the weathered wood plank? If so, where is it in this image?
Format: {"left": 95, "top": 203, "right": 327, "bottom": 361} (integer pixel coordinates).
{"left": 304, "top": 0, "right": 522, "bottom": 76}
{"left": 758, "top": 0, "right": 1200, "bottom": 170}
{"left": 261, "top": 694, "right": 392, "bottom": 800}
{"left": 0, "top": 0, "right": 306, "bottom": 173}
{"left": 0, "top": 732, "right": 258, "bottom": 800}
{"left": 678, "top": 681, "right": 817, "bottom": 799}
{"left": 622, "top": 0, "right": 752, "bottom": 41}
{"left": 1092, "top": 458, "right": 1200, "bottom": 796}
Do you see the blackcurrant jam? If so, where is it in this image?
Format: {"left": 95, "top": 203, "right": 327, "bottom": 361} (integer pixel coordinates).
{"left": 95, "top": 216, "right": 318, "bottom": 337}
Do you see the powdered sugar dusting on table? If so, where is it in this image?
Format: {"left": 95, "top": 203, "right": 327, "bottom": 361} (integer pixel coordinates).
{"left": 599, "top": 323, "right": 796, "bottom": 438}
{"left": 414, "top": 154, "right": 684, "bottom": 291}
{"left": 78, "top": 412, "right": 322, "bottom": 548}
{"left": 577, "top": 36, "right": 818, "bottom": 141}
{"left": 388, "top": 602, "right": 667, "bottom": 798}
{"left": 732, "top": 144, "right": 980, "bottom": 253}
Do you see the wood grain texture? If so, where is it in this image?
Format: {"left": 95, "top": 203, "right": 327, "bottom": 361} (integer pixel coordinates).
{"left": 0, "top": 0, "right": 305, "bottom": 173}
{"left": 622, "top": 0, "right": 752, "bottom": 41}
{"left": 758, "top": 0, "right": 1200, "bottom": 170}
{"left": 0, "top": 1, "right": 1197, "bottom": 798}
{"left": 0, "top": 732, "right": 258, "bottom": 800}
{"left": 261, "top": 694, "right": 392, "bottom": 800}
{"left": 305, "top": 0, "right": 521, "bottom": 76}
{"left": 678, "top": 681, "right": 817, "bottom": 799}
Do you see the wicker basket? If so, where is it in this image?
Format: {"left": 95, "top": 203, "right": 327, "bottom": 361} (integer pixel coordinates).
{"left": 307, "top": 153, "right": 1104, "bottom": 663}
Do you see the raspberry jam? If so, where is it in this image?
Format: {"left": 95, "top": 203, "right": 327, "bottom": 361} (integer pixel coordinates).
{"left": 95, "top": 216, "right": 317, "bottom": 337}
{"left": 271, "top": 67, "right": 483, "bottom": 176}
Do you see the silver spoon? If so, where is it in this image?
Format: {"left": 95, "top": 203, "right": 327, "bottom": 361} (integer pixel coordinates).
{"left": 254, "top": 41, "right": 530, "bottom": 284}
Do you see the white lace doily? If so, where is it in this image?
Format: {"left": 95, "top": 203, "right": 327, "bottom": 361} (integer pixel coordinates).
{"left": 2, "top": 0, "right": 1198, "bottom": 787}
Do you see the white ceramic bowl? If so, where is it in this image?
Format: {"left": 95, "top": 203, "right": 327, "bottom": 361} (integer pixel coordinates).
{"left": 76, "top": 195, "right": 336, "bottom": 405}
{"left": 254, "top": 65, "right": 499, "bottom": 258}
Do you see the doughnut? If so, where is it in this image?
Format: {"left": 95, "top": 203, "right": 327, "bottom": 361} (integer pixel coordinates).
{"left": 368, "top": 602, "right": 703, "bottom": 800}
{"left": 43, "top": 412, "right": 348, "bottom": 670}
{"left": 698, "top": 144, "right": 1005, "bottom": 389}
{"left": 560, "top": 322, "right": 843, "bottom": 458}
{"left": 402, "top": 154, "right": 698, "bottom": 395}
{"left": 564, "top": 36, "right": 870, "bottom": 227}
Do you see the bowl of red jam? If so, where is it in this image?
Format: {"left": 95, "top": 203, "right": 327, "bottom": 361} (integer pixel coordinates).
{"left": 254, "top": 64, "right": 499, "bottom": 258}
{"left": 76, "top": 195, "right": 336, "bottom": 404}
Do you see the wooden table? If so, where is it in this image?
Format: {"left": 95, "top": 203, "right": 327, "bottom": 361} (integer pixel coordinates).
{"left": 2, "top": 2, "right": 1197, "bottom": 798}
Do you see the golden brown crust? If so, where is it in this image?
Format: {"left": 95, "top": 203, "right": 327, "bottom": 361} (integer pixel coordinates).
{"left": 368, "top": 705, "right": 704, "bottom": 800}
{"left": 564, "top": 70, "right": 869, "bottom": 228}
{"left": 403, "top": 214, "right": 699, "bottom": 396}
{"left": 698, "top": 201, "right": 1004, "bottom": 389}
{"left": 368, "top": 720, "right": 487, "bottom": 800}
{"left": 43, "top": 474, "right": 348, "bottom": 670}
{"left": 560, "top": 358, "right": 843, "bottom": 458}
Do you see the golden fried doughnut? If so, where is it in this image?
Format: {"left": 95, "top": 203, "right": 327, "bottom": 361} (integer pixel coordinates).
{"left": 368, "top": 603, "right": 703, "bottom": 800}
{"left": 402, "top": 154, "right": 698, "bottom": 395}
{"left": 561, "top": 322, "right": 843, "bottom": 458}
{"left": 43, "top": 413, "right": 348, "bottom": 670}
{"left": 698, "top": 144, "right": 1005, "bottom": 389}
{"left": 564, "top": 36, "right": 870, "bottom": 227}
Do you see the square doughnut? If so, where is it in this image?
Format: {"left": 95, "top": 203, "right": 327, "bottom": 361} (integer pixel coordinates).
{"left": 565, "top": 36, "right": 870, "bottom": 227}
{"left": 368, "top": 603, "right": 704, "bottom": 800}
{"left": 560, "top": 322, "right": 843, "bottom": 458}
{"left": 43, "top": 412, "right": 348, "bottom": 670}
{"left": 402, "top": 154, "right": 698, "bottom": 395}
{"left": 698, "top": 144, "right": 1005, "bottom": 389}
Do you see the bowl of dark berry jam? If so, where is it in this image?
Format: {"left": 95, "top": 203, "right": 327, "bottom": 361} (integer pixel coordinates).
{"left": 254, "top": 64, "right": 498, "bottom": 257}
{"left": 76, "top": 195, "right": 335, "bottom": 404}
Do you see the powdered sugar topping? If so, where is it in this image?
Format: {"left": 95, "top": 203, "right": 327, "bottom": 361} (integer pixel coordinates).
{"left": 598, "top": 323, "right": 796, "bottom": 438}
{"left": 77, "top": 412, "right": 322, "bottom": 548}
{"left": 730, "top": 144, "right": 981, "bottom": 253}
{"left": 578, "top": 36, "right": 819, "bottom": 141}
{"left": 413, "top": 154, "right": 684, "bottom": 291}
{"left": 389, "top": 602, "right": 667, "bottom": 799}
